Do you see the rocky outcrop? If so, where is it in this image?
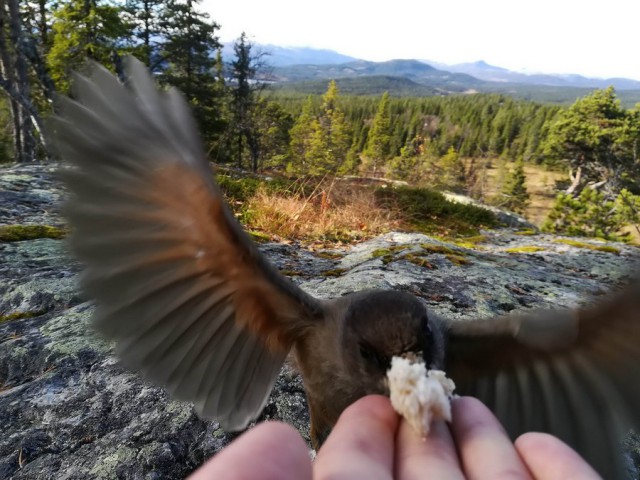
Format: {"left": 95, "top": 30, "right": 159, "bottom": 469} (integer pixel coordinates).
{"left": 1, "top": 163, "right": 638, "bottom": 478}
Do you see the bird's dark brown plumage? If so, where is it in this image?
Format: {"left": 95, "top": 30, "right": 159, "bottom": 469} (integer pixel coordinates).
{"left": 50, "top": 57, "right": 640, "bottom": 479}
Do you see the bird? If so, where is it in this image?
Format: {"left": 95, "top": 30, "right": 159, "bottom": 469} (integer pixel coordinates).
{"left": 49, "top": 56, "right": 639, "bottom": 479}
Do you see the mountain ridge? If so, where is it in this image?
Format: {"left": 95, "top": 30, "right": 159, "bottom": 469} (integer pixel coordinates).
{"left": 239, "top": 43, "right": 640, "bottom": 91}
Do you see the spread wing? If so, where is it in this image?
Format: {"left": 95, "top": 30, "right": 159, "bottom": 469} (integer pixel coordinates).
{"left": 445, "top": 279, "right": 640, "bottom": 479}
{"left": 49, "top": 57, "right": 322, "bottom": 431}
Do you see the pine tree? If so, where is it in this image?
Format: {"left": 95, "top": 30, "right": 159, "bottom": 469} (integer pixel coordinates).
{"left": 435, "top": 146, "right": 466, "bottom": 192}
{"left": 542, "top": 189, "right": 620, "bottom": 238}
{"left": 158, "top": 0, "right": 223, "bottom": 150}
{"left": 124, "top": 0, "right": 165, "bottom": 68}
{"left": 499, "top": 159, "right": 529, "bottom": 213}
{"left": 362, "top": 91, "right": 391, "bottom": 176}
{"left": 288, "top": 96, "right": 315, "bottom": 174}
{"left": 251, "top": 98, "right": 293, "bottom": 170}
{"left": 306, "top": 80, "right": 351, "bottom": 175}
{"left": 47, "top": 0, "right": 132, "bottom": 92}
{"left": 288, "top": 81, "right": 351, "bottom": 176}
{"left": 229, "top": 32, "right": 264, "bottom": 171}
{"left": 542, "top": 87, "right": 640, "bottom": 196}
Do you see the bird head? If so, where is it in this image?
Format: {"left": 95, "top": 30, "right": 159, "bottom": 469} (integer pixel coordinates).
{"left": 338, "top": 289, "right": 446, "bottom": 396}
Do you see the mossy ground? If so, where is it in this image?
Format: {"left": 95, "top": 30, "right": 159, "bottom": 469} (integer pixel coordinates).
{"left": 450, "top": 234, "right": 489, "bottom": 249}
{"left": 374, "top": 187, "right": 500, "bottom": 237}
{"left": 0, "top": 310, "right": 47, "bottom": 324}
{"left": 399, "top": 252, "right": 437, "bottom": 269}
{"left": 505, "top": 245, "right": 546, "bottom": 253}
{"left": 514, "top": 229, "right": 539, "bottom": 236}
{"left": 371, "top": 243, "right": 471, "bottom": 268}
{"left": 553, "top": 238, "right": 620, "bottom": 255}
{"left": 0, "top": 225, "right": 66, "bottom": 242}
{"left": 320, "top": 268, "right": 348, "bottom": 277}
{"left": 371, "top": 245, "right": 408, "bottom": 263}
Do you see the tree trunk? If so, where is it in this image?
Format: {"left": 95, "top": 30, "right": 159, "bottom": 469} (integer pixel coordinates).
{"left": 0, "top": 2, "right": 23, "bottom": 162}
{"left": 0, "top": 0, "right": 50, "bottom": 162}
{"left": 565, "top": 166, "right": 582, "bottom": 195}
{"left": 38, "top": 0, "right": 48, "bottom": 46}
{"left": 8, "top": 0, "right": 36, "bottom": 162}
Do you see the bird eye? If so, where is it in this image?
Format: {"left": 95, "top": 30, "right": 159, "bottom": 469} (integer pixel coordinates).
{"left": 423, "top": 322, "right": 432, "bottom": 339}
{"left": 359, "top": 343, "right": 389, "bottom": 370}
{"left": 359, "top": 343, "right": 374, "bottom": 361}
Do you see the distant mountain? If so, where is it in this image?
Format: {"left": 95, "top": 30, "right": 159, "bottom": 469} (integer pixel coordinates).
{"left": 261, "top": 45, "right": 357, "bottom": 66}
{"left": 219, "top": 44, "right": 640, "bottom": 104}
{"left": 271, "top": 59, "right": 484, "bottom": 92}
{"left": 221, "top": 43, "right": 357, "bottom": 66}
{"left": 432, "top": 60, "right": 640, "bottom": 91}
{"left": 224, "top": 43, "right": 640, "bottom": 91}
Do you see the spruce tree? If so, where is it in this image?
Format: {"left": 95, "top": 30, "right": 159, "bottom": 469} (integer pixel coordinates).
{"left": 435, "top": 146, "right": 466, "bottom": 192}
{"left": 158, "top": 0, "right": 223, "bottom": 151}
{"left": 124, "top": 0, "right": 166, "bottom": 68}
{"left": 47, "top": 0, "right": 132, "bottom": 92}
{"left": 499, "top": 159, "right": 529, "bottom": 213}
{"left": 229, "top": 32, "right": 263, "bottom": 171}
{"left": 288, "top": 96, "right": 315, "bottom": 174}
{"left": 251, "top": 98, "right": 292, "bottom": 170}
{"left": 362, "top": 91, "right": 391, "bottom": 176}
{"left": 542, "top": 87, "right": 640, "bottom": 196}
{"left": 291, "top": 81, "right": 351, "bottom": 175}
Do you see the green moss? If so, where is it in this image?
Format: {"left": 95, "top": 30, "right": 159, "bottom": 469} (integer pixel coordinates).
{"left": 514, "top": 228, "right": 539, "bottom": 236}
{"left": 374, "top": 186, "right": 500, "bottom": 236}
{"left": 0, "top": 310, "right": 47, "bottom": 324}
{"left": 419, "top": 243, "right": 456, "bottom": 255}
{"left": 0, "top": 225, "right": 66, "bottom": 242}
{"left": 553, "top": 239, "right": 620, "bottom": 255}
{"left": 400, "top": 253, "right": 437, "bottom": 269}
{"left": 247, "top": 230, "right": 272, "bottom": 243}
{"left": 445, "top": 253, "right": 472, "bottom": 266}
{"left": 451, "top": 235, "right": 488, "bottom": 249}
{"left": 314, "top": 251, "right": 344, "bottom": 260}
{"left": 279, "top": 269, "right": 304, "bottom": 277}
{"left": 371, "top": 245, "right": 407, "bottom": 264}
{"left": 505, "top": 246, "right": 545, "bottom": 253}
{"left": 321, "top": 268, "right": 348, "bottom": 277}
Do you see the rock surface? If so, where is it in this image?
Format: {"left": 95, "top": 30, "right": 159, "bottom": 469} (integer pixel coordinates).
{"left": 1, "top": 163, "right": 639, "bottom": 478}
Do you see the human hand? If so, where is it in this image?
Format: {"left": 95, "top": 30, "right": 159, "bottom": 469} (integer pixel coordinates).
{"left": 188, "top": 395, "right": 602, "bottom": 479}
{"left": 392, "top": 395, "right": 603, "bottom": 480}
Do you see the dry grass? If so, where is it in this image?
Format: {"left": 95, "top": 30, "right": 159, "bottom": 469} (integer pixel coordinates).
{"left": 245, "top": 182, "right": 400, "bottom": 242}
{"left": 227, "top": 161, "right": 573, "bottom": 243}
{"left": 477, "top": 161, "right": 567, "bottom": 226}
{"left": 522, "top": 165, "right": 567, "bottom": 225}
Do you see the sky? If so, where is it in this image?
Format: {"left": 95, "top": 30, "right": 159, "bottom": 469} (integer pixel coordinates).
{"left": 201, "top": 0, "right": 640, "bottom": 80}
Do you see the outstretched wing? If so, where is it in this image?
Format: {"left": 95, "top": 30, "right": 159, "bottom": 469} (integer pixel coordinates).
{"left": 445, "top": 279, "right": 640, "bottom": 479}
{"left": 49, "top": 57, "right": 322, "bottom": 431}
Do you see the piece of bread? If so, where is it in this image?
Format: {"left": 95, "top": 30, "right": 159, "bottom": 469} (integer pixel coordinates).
{"left": 387, "top": 356, "right": 456, "bottom": 437}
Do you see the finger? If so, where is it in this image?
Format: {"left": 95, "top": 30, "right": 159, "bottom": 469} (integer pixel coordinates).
{"left": 188, "top": 422, "right": 311, "bottom": 480}
{"left": 451, "top": 396, "right": 532, "bottom": 480}
{"left": 395, "top": 418, "right": 464, "bottom": 480}
{"left": 516, "top": 432, "right": 603, "bottom": 480}
{"left": 314, "top": 395, "right": 399, "bottom": 480}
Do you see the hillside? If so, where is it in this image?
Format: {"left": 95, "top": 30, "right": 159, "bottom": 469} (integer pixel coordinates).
{"left": 267, "top": 56, "right": 640, "bottom": 105}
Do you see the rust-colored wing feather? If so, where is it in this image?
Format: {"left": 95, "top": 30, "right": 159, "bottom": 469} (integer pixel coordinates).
{"left": 445, "top": 279, "right": 640, "bottom": 479}
{"left": 49, "top": 57, "right": 322, "bottom": 431}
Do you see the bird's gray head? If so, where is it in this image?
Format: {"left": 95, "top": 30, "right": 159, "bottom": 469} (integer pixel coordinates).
{"left": 339, "top": 289, "right": 446, "bottom": 395}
